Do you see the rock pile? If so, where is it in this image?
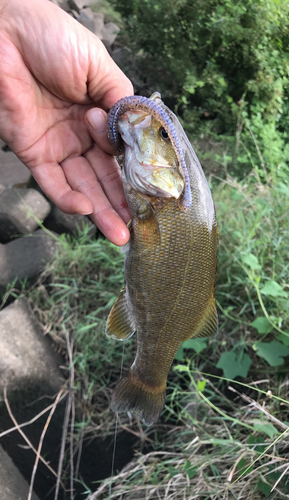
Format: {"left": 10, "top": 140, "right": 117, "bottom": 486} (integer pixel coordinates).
{"left": 0, "top": 139, "right": 96, "bottom": 297}
{"left": 51, "top": 0, "right": 120, "bottom": 48}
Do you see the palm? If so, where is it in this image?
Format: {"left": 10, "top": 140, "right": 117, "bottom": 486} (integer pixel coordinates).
{"left": 0, "top": 0, "right": 133, "bottom": 245}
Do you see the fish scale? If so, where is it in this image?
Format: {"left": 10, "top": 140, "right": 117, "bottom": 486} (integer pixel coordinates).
{"left": 106, "top": 93, "right": 218, "bottom": 426}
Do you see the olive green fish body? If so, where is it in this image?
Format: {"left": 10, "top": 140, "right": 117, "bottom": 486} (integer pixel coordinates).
{"left": 106, "top": 95, "right": 218, "bottom": 426}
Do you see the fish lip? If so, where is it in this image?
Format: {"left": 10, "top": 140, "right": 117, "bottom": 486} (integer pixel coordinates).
{"left": 134, "top": 171, "right": 178, "bottom": 198}
{"left": 125, "top": 144, "right": 175, "bottom": 171}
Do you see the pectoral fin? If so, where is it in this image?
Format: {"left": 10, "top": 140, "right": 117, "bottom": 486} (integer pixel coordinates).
{"left": 106, "top": 286, "right": 136, "bottom": 341}
{"left": 134, "top": 194, "right": 161, "bottom": 246}
{"left": 185, "top": 298, "right": 218, "bottom": 340}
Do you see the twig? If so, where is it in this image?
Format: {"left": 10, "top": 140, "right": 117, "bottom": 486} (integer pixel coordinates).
{"left": 228, "top": 386, "right": 289, "bottom": 431}
{"left": 28, "top": 389, "right": 64, "bottom": 500}
{"left": 54, "top": 388, "right": 72, "bottom": 500}
{"left": 3, "top": 387, "right": 65, "bottom": 487}
{"left": 0, "top": 391, "right": 68, "bottom": 438}
{"left": 65, "top": 328, "right": 75, "bottom": 500}
{"left": 271, "top": 463, "right": 289, "bottom": 492}
{"left": 75, "top": 414, "right": 85, "bottom": 480}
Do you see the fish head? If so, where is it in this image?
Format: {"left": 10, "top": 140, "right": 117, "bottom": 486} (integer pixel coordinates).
{"left": 118, "top": 108, "right": 184, "bottom": 199}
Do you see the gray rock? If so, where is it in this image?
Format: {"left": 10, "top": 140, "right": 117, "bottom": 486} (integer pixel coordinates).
{"left": 102, "top": 22, "right": 120, "bottom": 48}
{"left": 70, "top": 8, "right": 79, "bottom": 18}
{"left": 68, "top": 0, "right": 88, "bottom": 12}
{"left": 76, "top": 9, "right": 105, "bottom": 37}
{"left": 111, "top": 47, "right": 131, "bottom": 67}
{"left": 44, "top": 204, "right": 96, "bottom": 237}
{"left": 0, "top": 149, "right": 31, "bottom": 191}
{"left": 0, "top": 297, "right": 64, "bottom": 393}
{"left": 0, "top": 229, "right": 58, "bottom": 295}
{"left": 93, "top": 12, "right": 105, "bottom": 39}
{"left": 0, "top": 298, "right": 66, "bottom": 495}
{"left": 0, "top": 445, "right": 40, "bottom": 500}
{"left": 78, "top": 10, "right": 95, "bottom": 32}
{"left": 50, "top": 0, "right": 70, "bottom": 10}
{"left": 0, "top": 188, "right": 51, "bottom": 243}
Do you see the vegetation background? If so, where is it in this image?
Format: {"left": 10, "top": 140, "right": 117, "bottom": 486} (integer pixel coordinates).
{"left": 8, "top": 0, "right": 289, "bottom": 498}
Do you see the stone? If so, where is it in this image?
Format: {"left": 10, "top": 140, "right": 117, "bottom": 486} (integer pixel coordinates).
{"left": 44, "top": 204, "right": 96, "bottom": 237}
{"left": 0, "top": 297, "right": 64, "bottom": 393}
{"left": 0, "top": 298, "right": 66, "bottom": 497}
{"left": 68, "top": 0, "right": 88, "bottom": 12}
{"left": 0, "top": 149, "right": 31, "bottom": 191}
{"left": 0, "top": 188, "right": 51, "bottom": 243}
{"left": 111, "top": 47, "right": 131, "bottom": 67}
{"left": 0, "top": 229, "right": 58, "bottom": 295}
{"left": 50, "top": 0, "right": 70, "bottom": 10}
{"left": 78, "top": 10, "right": 95, "bottom": 32}
{"left": 70, "top": 9, "right": 79, "bottom": 18}
{"left": 93, "top": 12, "right": 105, "bottom": 39}
{"left": 101, "top": 22, "right": 120, "bottom": 48}
{"left": 0, "top": 445, "right": 40, "bottom": 500}
{"left": 77, "top": 9, "right": 105, "bottom": 36}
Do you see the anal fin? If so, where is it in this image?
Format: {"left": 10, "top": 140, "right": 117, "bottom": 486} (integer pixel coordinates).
{"left": 184, "top": 298, "right": 218, "bottom": 341}
{"left": 105, "top": 286, "right": 136, "bottom": 341}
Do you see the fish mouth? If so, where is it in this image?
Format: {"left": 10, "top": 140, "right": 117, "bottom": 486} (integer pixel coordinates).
{"left": 125, "top": 148, "right": 184, "bottom": 199}
{"left": 118, "top": 110, "right": 184, "bottom": 199}
{"left": 136, "top": 167, "right": 183, "bottom": 199}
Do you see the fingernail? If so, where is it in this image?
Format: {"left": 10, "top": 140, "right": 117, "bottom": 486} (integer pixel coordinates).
{"left": 86, "top": 109, "right": 107, "bottom": 134}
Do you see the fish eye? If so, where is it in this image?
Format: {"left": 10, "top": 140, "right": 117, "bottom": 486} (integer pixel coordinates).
{"left": 159, "top": 127, "right": 170, "bottom": 142}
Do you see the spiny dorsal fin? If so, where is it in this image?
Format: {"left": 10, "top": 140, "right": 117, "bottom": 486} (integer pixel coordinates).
{"left": 184, "top": 298, "right": 218, "bottom": 341}
{"left": 105, "top": 286, "right": 136, "bottom": 341}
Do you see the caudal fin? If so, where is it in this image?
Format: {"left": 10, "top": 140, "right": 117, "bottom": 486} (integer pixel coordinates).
{"left": 111, "top": 375, "right": 166, "bottom": 426}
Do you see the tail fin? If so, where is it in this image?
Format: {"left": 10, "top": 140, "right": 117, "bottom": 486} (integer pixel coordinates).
{"left": 111, "top": 375, "right": 166, "bottom": 426}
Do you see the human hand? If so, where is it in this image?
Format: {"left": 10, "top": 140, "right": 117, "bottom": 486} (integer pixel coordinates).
{"left": 0, "top": 0, "right": 133, "bottom": 245}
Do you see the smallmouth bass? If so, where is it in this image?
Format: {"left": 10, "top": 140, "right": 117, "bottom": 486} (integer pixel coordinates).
{"left": 106, "top": 92, "right": 218, "bottom": 426}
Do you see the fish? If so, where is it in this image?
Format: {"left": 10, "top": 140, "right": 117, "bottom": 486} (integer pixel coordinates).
{"left": 106, "top": 92, "right": 218, "bottom": 426}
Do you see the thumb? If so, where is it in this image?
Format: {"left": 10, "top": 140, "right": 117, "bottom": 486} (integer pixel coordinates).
{"left": 87, "top": 37, "right": 134, "bottom": 110}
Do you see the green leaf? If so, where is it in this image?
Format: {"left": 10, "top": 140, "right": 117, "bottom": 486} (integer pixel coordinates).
{"left": 260, "top": 280, "right": 287, "bottom": 298}
{"left": 241, "top": 253, "right": 261, "bottom": 270}
{"left": 151, "top": 472, "right": 159, "bottom": 485}
{"left": 168, "top": 466, "right": 179, "bottom": 478}
{"left": 251, "top": 317, "right": 272, "bottom": 334}
{"left": 182, "top": 338, "right": 208, "bottom": 353}
{"left": 257, "top": 477, "right": 271, "bottom": 497}
{"left": 216, "top": 350, "right": 252, "bottom": 379}
{"left": 253, "top": 420, "right": 279, "bottom": 439}
{"left": 277, "top": 333, "right": 289, "bottom": 346}
{"left": 255, "top": 341, "right": 289, "bottom": 366}
{"left": 175, "top": 338, "right": 208, "bottom": 360}
{"left": 218, "top": 77, "right": 227, "bottom": 87}
{"left": 197, "top": 379, "right": 207, "bottom": 392}
{"left": 276, "top": 182, "right": 289, "bottom": 196}
{"left": 248, "top": 435, "right": 266, "bottom": 454}
{"left": 175, "top": 346, "right": 184, "bottom": 361}
{"left": 237, "top": 458, "right": 253, "bottom": 473}
{"left": 184, "top": 461, "right": 198, "bottom": 479}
